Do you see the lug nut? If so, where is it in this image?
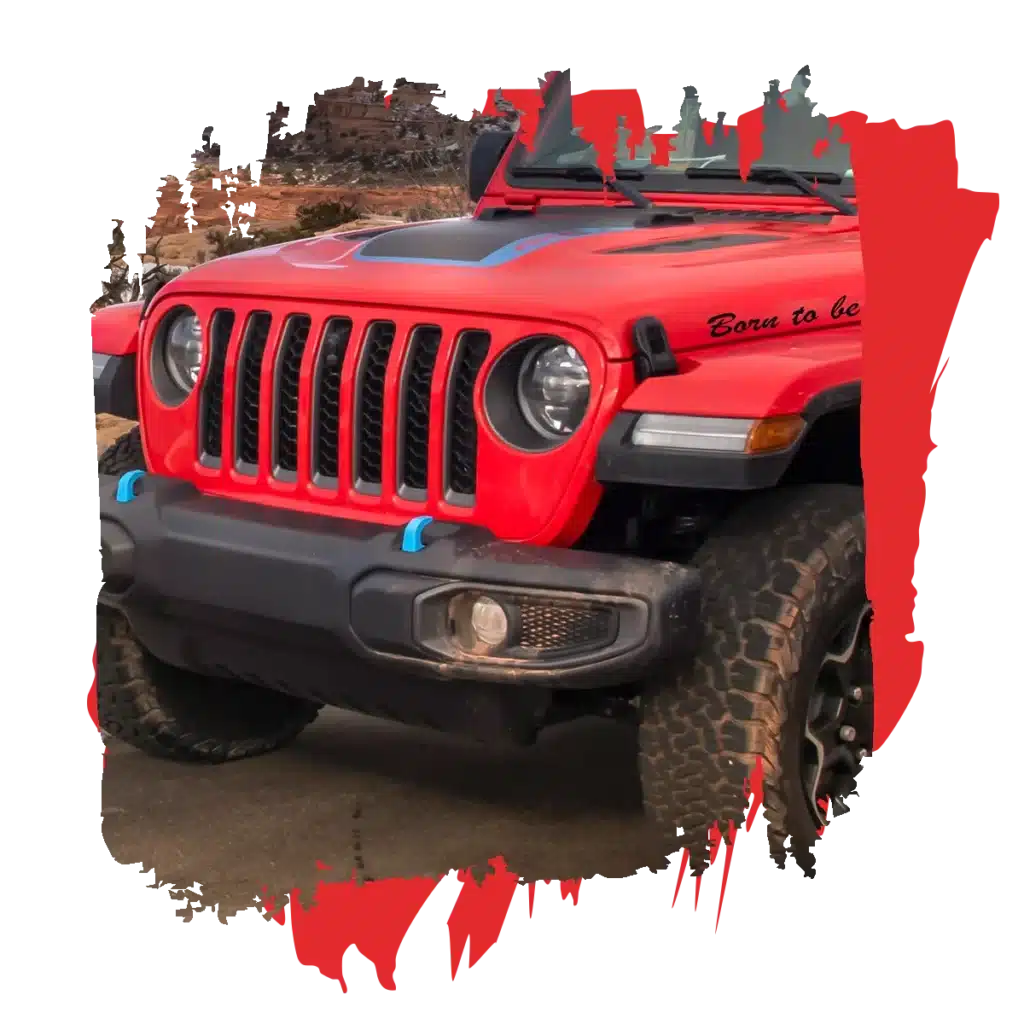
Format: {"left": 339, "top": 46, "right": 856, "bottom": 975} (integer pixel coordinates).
{"left": 857, "top": 748, "right": 869, "bottom": 760}
{"left": 850, "top": 686, "right": 864, "bottom": 702}
{"left": 839, "top": 725, "right": 857, "bottom": 742}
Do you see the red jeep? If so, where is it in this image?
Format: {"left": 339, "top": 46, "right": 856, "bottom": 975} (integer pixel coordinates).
{"left": 93, "top": 71, "right": 871, "bottom": 875}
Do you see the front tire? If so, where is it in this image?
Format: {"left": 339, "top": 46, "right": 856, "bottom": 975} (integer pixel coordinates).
{"left": 96, "top": 428, "right": 322, "bottom": 762}
{"left": 98, "top": 425, "right": 145, "bottom": 476}
{"left": 638, "top": 484, "right": 872, "bottom": 877}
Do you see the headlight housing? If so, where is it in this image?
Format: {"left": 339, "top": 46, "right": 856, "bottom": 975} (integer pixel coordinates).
{"left": 483, "top": 336, "right": 593, "bottom": 451}
{"left": 161, "top": 308, "right": 204, "bottom": 395}
{"left": 516, "top": 342, "right": 591, "bottom": 440}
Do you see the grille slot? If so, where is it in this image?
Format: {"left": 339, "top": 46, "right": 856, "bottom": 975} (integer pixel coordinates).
{"left": 398, "top": 325, "right": 443, "bottom": 496}
{"left": 198, "top": 309, "right": 235, "bottom": 463}
{"left": 311, "top": 317, "right": 352, "bottom": 484}
{"left": 354, "top": 321, "right": 396, "bottom": 490}
{"left": 445, "top": 330, "right": 490, "bottom": 501}
{"left": 517, "top": 601, "right": 617, "bottom": 653}
{"left": 272, "top": 314, "right": 311, "bottom": 477}
{"left": 235, "top": 311, "right": 273, "bottom": 471}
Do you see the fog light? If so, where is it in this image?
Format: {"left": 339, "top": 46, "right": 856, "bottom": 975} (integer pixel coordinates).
{"left": 470, "top": 596, "right": 509, "bottom": 648}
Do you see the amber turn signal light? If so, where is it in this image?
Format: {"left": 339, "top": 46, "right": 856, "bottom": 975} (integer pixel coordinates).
{"left": 744, "top": 415, "right": 805, "bottom": 454}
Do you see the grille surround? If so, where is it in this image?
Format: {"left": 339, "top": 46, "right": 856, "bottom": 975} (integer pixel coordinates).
{"left": 143, "top": 293, "right": 608, "bottom": 543}
{"left": 190, "top": 307, "right": 491, "bottom": 506}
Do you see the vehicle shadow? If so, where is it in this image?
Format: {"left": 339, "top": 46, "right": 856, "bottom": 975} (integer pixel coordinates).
{"left": 293, "top": 704, "right": 644, "bottom": 810}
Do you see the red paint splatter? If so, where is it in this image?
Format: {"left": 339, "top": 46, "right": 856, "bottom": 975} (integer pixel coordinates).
{"left": 745, "top": 756, "right": 764, "bottom": 831}
{"left": 571, "top": 89, "right": 646, "bottom": 179}
{"left": 708, "top": 815, "right": 741, "bottom": 937}
{"left": 671, "top": 849, "right": 690, "bottom": 908}
{"left": 692, "top": 872, "right": 708, "bottom": 921}
{"left": 88, "top": 647, "right": 99, "bottom": 732}
{"left": 289, "top": 875, "right": 441, "bottom": 992}
{"left": 834, "top": 114, "right": 999, "bottom": 748}
{"left": 560, "top": 879, "right": 582, "bottom": 905}
{"left": 316, "top": 860, "right": 332, "bottom": 871}
{"left": 527, "top": 881, "right": 535, "bottom": 917}
{"left": 447, "top": 858, "right": 519, "bottom": 979}
{"left": 383, "top": 93, "right": 391, "bottom": 109}
{"left": 708, "top": 824, "right": 723, "bottom": 865}
{"left": 817, "top": 798, "right": 829, "bottom": 837}
{"left": 90, "top": 647, "right": 106, "bottom": 769}
{"left": 677, "top": 765, "right": 762, "bottom": 922}
{"left": 650, "top": 133, "right": 674, "bottom": 166}
{"left": 477, "top": 89, "right": 497, "bottom": 117}
{"left": 813, "top": 137, "right": 830, "bottom": 158}
{"left": 736, "top": 103, "right": 765, "bottom": 178}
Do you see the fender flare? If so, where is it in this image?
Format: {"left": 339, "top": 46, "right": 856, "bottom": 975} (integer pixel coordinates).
{"left": 92, "top": 302, "right": 143, "bottom": 419}
{"left": 596, "top": 381, "right": 861, "bottom": 491}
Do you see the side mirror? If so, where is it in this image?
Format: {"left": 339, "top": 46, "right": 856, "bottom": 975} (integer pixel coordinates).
{"left": 467, "top": 130, "right": 514, "bottom": 203}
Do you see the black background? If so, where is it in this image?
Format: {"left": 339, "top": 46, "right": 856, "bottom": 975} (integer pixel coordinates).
{"left": 81, "top": 68, "right": 1024, "bottom": 995}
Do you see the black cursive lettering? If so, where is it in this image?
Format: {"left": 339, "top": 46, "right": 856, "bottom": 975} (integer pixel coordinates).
{"left": 830, "top": 295, "right": 861, "bottom": 319}
{"left": 707, "top": 312, "right": 781, "bottom": 339}
{"left": 708, "top": 312, "right": 736, "bottom": 338}
{"left": 791, "top": 306, "right": 818, "bottom": 326}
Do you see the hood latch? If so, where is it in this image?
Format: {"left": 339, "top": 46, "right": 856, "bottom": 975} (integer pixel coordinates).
{"left": 631, "top": 317, "right": 679, "bottom": 381}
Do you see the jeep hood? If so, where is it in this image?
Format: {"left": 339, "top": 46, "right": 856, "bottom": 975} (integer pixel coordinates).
{"left": 160, "top": 208, "right": 864, "bottom": 359}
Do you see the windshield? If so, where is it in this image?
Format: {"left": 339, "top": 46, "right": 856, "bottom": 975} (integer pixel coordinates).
{"left": 507, "top": 68, "right": 854, "bottom": 194}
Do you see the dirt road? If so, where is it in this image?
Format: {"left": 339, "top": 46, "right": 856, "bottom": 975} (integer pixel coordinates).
{"left": 102, "top": 709, "right": 677, "bottom": 920}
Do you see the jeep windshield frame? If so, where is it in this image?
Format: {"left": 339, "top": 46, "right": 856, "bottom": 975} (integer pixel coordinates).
{"left": 502, "top": 70, "right": 857, "bottom": 202}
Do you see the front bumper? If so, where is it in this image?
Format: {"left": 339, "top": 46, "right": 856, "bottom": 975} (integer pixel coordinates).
{"left": 98, "top": 472, "right": 702, "bottom": 710}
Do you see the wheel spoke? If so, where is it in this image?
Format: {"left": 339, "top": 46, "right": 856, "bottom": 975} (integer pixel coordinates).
{"left": 802, "top": 601, "right": 873, "bottom": 827}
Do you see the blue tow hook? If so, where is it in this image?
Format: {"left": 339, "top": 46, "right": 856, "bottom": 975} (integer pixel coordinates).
{"left": 400, "top": 515, "right": 434, "bottom": 553}
{"left": 115, "top": 470, "right": 147, "bottom": 503}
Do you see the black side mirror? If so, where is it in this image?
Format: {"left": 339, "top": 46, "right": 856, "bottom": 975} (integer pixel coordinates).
{"left": 467, "top": 130, "right": 514, "bottom": 203}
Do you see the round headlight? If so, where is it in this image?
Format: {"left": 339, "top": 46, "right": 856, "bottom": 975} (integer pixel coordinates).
{"left": 163, "top": 309, "right": 204, "bottom": 393}
{"left": 516, "top": 342, "right": 590, "bottom": 440}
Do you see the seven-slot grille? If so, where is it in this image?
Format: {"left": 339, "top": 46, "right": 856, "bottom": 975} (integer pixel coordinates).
{"left": 197, "top": 309, "right": 490, "bottom": 503}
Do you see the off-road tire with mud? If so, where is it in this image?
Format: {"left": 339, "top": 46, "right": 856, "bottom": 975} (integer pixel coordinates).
{"left": 96, "top": 427, "right": 323, "bottom": 762}
{"left": 97, "top": 424, "right": 146, "bottom": 476}
{"left": 638, "top": 484, "right": 870, "bottom": 878}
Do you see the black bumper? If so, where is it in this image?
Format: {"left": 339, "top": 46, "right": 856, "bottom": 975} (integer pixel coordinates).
{"left": 98, "top": 473, "right": 702, "bottom": 713}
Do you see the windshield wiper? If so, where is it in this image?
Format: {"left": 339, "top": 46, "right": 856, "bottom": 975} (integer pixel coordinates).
{"left": 509, "top": 164, "right": 652, "bottom": 208}
{"left": 684, "top": 165, "right": 856, "bottom": 216}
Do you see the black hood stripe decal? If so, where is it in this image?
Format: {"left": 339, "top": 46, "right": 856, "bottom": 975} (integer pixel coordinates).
{"left": 348, "top": 210, "right": 798, "bottom": 266}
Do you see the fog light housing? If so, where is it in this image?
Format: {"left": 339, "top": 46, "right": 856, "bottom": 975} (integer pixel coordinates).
{"left": 449, "top": 593, "right": 511, "bottom": 653}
